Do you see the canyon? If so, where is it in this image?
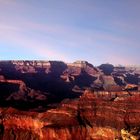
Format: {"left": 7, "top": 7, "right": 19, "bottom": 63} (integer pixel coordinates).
{"left": 0, "top": 60, "right": 140, "bottom": 140}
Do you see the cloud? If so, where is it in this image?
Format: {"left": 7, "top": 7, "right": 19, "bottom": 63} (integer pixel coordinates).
{"left": 0, "top": 1, "right": 139, "bottom": 65}
{"left": 0, "top": 23, "right": 68, "bottom": 61}
{"left": 0, "top": 19, "right": 139, "bottom": 65}
{"left": 1, "top": 1, "right": 139, "bottom": 50}
{"left": 24, "top": 21, "right": 140, "bottom": 50}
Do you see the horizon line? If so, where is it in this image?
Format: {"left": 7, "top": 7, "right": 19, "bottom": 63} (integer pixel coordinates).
{"left": 0, "top": 60, "right": 140, "bottom": 67}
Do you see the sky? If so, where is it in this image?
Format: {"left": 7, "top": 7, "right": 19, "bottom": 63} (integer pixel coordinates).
{"left": 0, "top": 0, "right": 140, "bottom": 65}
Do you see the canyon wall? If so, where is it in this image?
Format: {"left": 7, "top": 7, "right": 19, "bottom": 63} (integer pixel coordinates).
{"left": 0, "top": 61, "right": 140, "bottom": 139}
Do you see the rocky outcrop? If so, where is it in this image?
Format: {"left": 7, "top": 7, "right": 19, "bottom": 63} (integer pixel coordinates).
{"left": 121, "top": 127, "right": 140, "bottom": 140}
{"left": 124, "top": 84, "right": 138, "bottom": 91}
{"left": 0, "top": 78, "right": 52, "bottom": 111}
{"left": 98, "top": 63, "right": 114, "bottom": 75}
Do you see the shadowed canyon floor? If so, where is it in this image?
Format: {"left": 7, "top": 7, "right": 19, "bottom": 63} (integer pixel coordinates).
{"left": 0, "top": 61, "right": 140, "bottom": 140}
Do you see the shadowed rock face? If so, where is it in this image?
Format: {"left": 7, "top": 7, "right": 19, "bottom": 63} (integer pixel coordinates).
{"left": 0, "top": 61, "right": 140, "bottom": 139}
{"left": 0, "top": 61, "right": 98, "bottom": 110}
{"left": 98, "top": 63, "right": 114, "bottom": 75}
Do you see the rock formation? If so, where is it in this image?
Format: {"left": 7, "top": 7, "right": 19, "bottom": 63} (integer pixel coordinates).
{"left": 0, "top": 61, "right": 140, "bottom": 139}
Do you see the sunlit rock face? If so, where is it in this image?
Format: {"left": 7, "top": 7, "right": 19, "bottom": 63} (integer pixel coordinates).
{"left": 121, "top": 127, "right": 140, "bottom": 140}
{"left": 0, "top": 90, "right": 140, "bottom": 140}
{"left": 0, "top": 61, "right": 140, "bottom": 139}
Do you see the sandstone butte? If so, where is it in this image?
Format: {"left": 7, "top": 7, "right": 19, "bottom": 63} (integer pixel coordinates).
{"left": 0, "top": 61, "right": 140, "bottom": 140}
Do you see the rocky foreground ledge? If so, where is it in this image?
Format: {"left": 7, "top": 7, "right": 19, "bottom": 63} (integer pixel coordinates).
{"left": 0, "top": 90, "right": 140, "bottom": 140}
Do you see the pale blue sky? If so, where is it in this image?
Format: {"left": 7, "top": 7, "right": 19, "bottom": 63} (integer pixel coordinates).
{"left": 0, "top": 0, "right": 140, "bottom": 65}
